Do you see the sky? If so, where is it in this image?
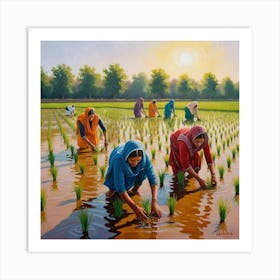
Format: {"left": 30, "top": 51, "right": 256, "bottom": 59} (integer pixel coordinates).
{"left": 41, "top": 41, "right": 239, "bottom": 83}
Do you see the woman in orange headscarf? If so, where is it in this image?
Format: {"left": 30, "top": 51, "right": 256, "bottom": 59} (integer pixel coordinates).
{"left": 148, "top": 99, "right": 161, "bottom": 118}
{"left": 76, "top": 107, "right": 108, "bottom": 151}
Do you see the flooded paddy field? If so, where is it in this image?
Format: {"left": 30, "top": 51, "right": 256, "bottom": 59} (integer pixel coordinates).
{"left": 41, "top": 106, "right": 239, "bottom": 239}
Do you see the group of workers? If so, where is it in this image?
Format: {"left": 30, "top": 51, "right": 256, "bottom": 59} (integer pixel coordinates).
{"left": 133, "top": 97, "right": 200, "bottom": 122}
{"left": 65, "top": 98, "right": 216, "bottom": 223}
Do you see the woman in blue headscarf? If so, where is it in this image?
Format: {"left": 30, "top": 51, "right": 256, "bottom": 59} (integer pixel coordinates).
{"left": 164, "top": 100, "right": 176, "bottom": 119}
{"left": 104, "top": 140, "right": 162, "bottom": 222}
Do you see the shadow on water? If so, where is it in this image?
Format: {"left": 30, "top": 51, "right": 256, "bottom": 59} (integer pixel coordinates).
{"left": 42, "top": 194, "right": 118, "bottom": 239}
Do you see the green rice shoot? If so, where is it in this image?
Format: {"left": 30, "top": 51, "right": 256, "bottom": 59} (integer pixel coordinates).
{"left": 218, "top": 199, "right": 230, "bottom": 223}
{"left": 234, "top": 176, "right": 239, "bottom": 195}
{"left": 74, "top": 185, "right": 83, "bottom": 200}
{"left": 41, "top": 188, "right": 47, "bottom": 211}
{"left": 218, "top": 165, "right": 225, "bottom": 179}
{"left": 167, "top": 194, "right": 177, "bottom": 216}
{"left": 141, "top": 197, "right": 152, "bottom": 218}
{"left": 113, "top": 197, "right": 123, "bottom": 218}
{"left": 51, "top": 166, "right": 58, "bottom": 181}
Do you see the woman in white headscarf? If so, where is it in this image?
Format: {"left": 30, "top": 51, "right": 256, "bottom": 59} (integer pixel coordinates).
{"left": 184, "top": 101, "right": 200, "bottom": 123}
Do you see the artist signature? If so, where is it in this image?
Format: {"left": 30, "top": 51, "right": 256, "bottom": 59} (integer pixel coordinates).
{"left": 216, "top": 232, "right": 233, "bottom": 236}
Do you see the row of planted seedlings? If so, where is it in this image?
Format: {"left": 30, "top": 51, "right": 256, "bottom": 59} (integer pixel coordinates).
{"left": 74, "top": 110, "right": 239, "bottom": 231}
{"left": 42, "top": 113, "right": 108, "bottom": 237}
{"left": 202, "top": 113, "right": 240, "bottom": 225}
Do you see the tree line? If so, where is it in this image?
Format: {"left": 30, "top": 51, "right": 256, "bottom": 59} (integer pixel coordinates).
{"left": 41, "top": 64, "right": 239, "bottom": 100}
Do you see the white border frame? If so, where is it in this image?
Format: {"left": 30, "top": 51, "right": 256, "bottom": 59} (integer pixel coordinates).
{"left": 28, "top": 27, "right": 252, "bottom": 253}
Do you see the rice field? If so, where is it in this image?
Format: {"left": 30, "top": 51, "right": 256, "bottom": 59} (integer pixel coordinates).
{"left": 40, "top": 101, "right": 239, "bottom": 239}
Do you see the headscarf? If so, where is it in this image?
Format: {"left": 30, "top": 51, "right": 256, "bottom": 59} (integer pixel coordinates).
{"left": 76, "top": 107, "right": 99, "bottom": 147}
{"left": 177, "top": 125, "right": 208, "bottom": 158}
{"left": 105, "top": 140, "right": 146, "bottom": 180}
{"left": 187, "top": 102, "right": 198, "bottom": 117}
{"left": 76, "top": 107, "right": 98, "bottom": 135}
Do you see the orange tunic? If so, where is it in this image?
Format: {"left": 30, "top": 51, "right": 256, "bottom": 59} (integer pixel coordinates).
{"left": 76, "top": 107, "right": 99, "bottom": 149}
{"left": 148, "top": 102, "right": 157, "bottom": 117}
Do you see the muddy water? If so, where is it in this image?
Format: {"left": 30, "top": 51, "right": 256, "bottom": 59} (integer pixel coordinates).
{"left": 41, "top": 109, "right": 239, "bottom": 239}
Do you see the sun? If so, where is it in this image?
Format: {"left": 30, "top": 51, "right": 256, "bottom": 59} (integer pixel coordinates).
{"left": 179, "top": 52, "right": 193, "bottom": 66}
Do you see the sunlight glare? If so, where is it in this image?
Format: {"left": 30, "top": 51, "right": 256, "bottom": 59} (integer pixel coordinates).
{"left": 180, "top": 52, "right": 193, "bottom": 66}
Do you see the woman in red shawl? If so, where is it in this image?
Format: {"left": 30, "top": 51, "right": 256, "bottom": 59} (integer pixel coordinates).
{"left": 169, "top": 125, "right": 217, "bottom": 188}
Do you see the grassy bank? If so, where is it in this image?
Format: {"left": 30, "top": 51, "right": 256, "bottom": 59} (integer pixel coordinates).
{"left": 41, "top": 100, "right": 239, "bottom": 112}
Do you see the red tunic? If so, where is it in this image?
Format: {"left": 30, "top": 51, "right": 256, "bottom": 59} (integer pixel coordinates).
{"left": 169, "top": 126, "right": 212, "bottom": 174}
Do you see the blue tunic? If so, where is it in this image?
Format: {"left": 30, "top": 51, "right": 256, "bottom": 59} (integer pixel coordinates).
{"left": 164, "top": 100, "right": 175, "bottom": 118}
{"left": 104, "top": 140, "right": 157, "bottom": 194}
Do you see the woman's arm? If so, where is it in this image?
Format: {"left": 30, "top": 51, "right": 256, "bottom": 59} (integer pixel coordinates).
{"left": 186, "top": 167, "right": 207, "bottom": 189}
{"left": 150, "top": 184, "right": 162, "bottom": 218}
{"left": 120, "top": 191, "right": 150, "bottom": 223}
{"left": 203, "top": 143, "right": 217, "bottom": 185}
{"left": 98, "top": 119, "right": 108, "bottom": 148}
{"left": 79, "top": 121, "right": 96, "bottom": 151}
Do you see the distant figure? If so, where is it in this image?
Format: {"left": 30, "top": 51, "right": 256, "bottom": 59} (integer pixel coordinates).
{"left": 164, "top": 100, "right": 176, "bottom": 119}
{"left": 65, "top": 104, "right": 76, "bottom": 117}
{"left": 148, "top": 99, "right": 161, "bottom": 117}
{"left": 134, "top": 97, "right": 146, "bottom": 118}
{"left": 104, "top": 140, "right": 162, "bottom": 223}
{"left": 76, "top": 107, "right": 108, "bottom": 152}
{"left": 169, "top": 125, "right": 217, "bottom": 189}
{"left": 184, "top": 101, "right": 200, "bottom": 123}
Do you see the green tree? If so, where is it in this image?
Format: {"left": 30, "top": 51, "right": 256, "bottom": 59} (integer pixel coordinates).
{"left": 51, "top": 64, "right": 74, "bottom": 99}
{"left": 125, "top": 72, "right": 149, "bottom": 99}
{"left": 150, "top": 68, "right": 169, "bottom": 98}
{"left": 177, "top": 74, "right": 194, "bottom": 99}
{"left": 234, "top": 81, "right": 239, "bottom": 99}
{"left": 77, "top": 65, "right": 100, "bottom": 98}
{"left": 222, "top": 77, "right": 235, "bottom": 99}
{"left": 41, "top": 67, "right": 52, "bottom": 99}
{"left": 169, "top": 79, "right": 177, "bottom": 99}
{"left": 103, "top": 64, "right": 127, "bottom": 98}
{"left": 201, "top": 72, "right": 218, "bottom": 99}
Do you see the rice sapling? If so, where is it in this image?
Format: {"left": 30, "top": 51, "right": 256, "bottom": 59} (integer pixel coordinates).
{"left": 74, "top": 152, "right": 78, "bottom": 164}
{"left": 218, "top": 199, "right": 230, "bottom": 223}
{"left": 92, "top": 155, "right": 98, "bottom": 165}
{"left": 206, "top": 177, "right": 214, "bottom": 190}
{"left": 167, "top": 194, "right": 177, "bottom": 216}
{"left": 48, "top": 151, "right": 55, "bottom": 167}
{"left": 41, "top": 188, "right": 47, "bottom": 211}
{"left": 70, "top": 145, "right": 75, "bottom": 158}
{"left": 226, "top": 156, "right": 232, "bottom": 169}
{"left": 177, "top": 171, "right": 185, "bottom": 187}
{"left": 158, "top": 170, "right": 166, "bottom": 187}
{"left": 216, "top": 145, "right": 221, "bottom": 157}
{"left": 234, "top": 176, "right": 239, "bottom": 195}
{"left": 164, "top": 155, "right": 169, "bottom": 168}
{"left": 144, "top": 141, "right": 148, "bottom": 149}
{"left": 165, "top": 145, "right": 169, "bottom": 155}
{"left": 151, "top": 148, "right": 156, "bottom": 160}
{"left": 218, "top": 165, "right": 225, "bottom": 179}
{"left": 113, "top": 197, "right": 124, "bottom": 218}
{"left": 51, "top": 166, "right": 58, "bottom": 181}
{"left": 74, "top": 185, "right": 83, "bottom": 200}
{"left": 211, "top": 152, "right": 216, "bottom": 163}
{"left": 141, "top": 197, "right": 152, "bottom": 218}
{"left": 99, "top": 165, "right": 106, "bottom": 177}
{"left": 79, "top": 164, "right": 86, "bottom": 174}
{"left": 79, "top": 208, "right": 93, "bottom": 238}
{"left": 231, "top": 148, "right": 237, "bottom": 159}
{"left": 236, "top": 143, "right": 239, "bottom": 153}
